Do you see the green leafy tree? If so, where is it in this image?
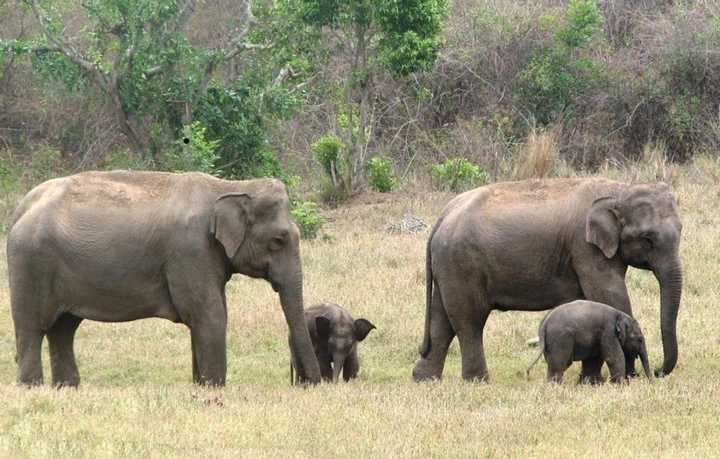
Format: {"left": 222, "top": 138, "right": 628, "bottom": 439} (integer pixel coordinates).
{"left": 299, "top": 0, "right": 447, "bottom": 193}
{"left": 1, "top": 0, "right": 319, "bottom": 177}
{"left": 519, "top": 0, "right": 604, "bottom": 125}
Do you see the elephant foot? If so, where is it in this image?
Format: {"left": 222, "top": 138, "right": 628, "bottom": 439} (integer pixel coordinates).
{"left": 463, "top": 374, "right": 490, "bottom": 383}
{"left": 578, "top": 375, "right": 605, "bottom": 385}
{"left": 412, "top": 358, "right": 442, "bottom": 382}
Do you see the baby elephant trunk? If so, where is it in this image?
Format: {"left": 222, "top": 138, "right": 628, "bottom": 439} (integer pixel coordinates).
{"left": 332, "top": 354, "right": 345, "bottom": 383}
{"left": 639, "top": 342, "right": 653, "bottom": 381}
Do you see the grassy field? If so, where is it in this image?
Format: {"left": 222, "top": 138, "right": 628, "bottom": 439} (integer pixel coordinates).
{"left": 1, "top": 159, "right": 720, "bottom": 457}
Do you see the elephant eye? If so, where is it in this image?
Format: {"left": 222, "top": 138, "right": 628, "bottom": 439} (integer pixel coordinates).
{"left": 269, "top": 236, "right": 285, "bottom": 251}
{"left": 639, "top": 232, "right": 655, "bottom": 247}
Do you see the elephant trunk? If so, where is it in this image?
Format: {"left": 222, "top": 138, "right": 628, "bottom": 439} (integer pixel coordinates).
{"left": 655, "top": 259, "right": 683, "bottom": 376}
{"left": 279, "top": 270, "right": 321, "bottom": 384}
{"left": 639, "top": 342, "right": 652, "bottom": 380}
{"left": 332, "top": 354, "right": 344, "bottom": 383}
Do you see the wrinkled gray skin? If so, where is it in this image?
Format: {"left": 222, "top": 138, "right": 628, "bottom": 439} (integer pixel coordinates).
{"left": 413, "top": 178, "right": 683, "bottom": 383}
{"left": 526, "top": 300, "right": 652, "bottom": 384}
{"left": 7, "top": 171, "right": 322, "bottom": 387}
{"left": 291, "top": 303, "right": 376, "bottom": 384}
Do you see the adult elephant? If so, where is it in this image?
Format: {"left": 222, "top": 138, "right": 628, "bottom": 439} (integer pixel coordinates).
{"left": 412, "top": 178, "right": 683, "bottom": 382}
{"left": 7, "top": 171, "right": 321, "bottom": 387}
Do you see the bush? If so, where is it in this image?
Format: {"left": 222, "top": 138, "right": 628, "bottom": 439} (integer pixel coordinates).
{"left": 367, "top": 156, "right": 398, "bottom": 192}
{"left": 431, "top": 158, "right": 489, "bottom": 192}
{"left": 28, "top": 147, "right": 65, "bottom": 184}
{"left": 517, "top": 0, "right": 604, "bottom": 125}
{"left": 312, "top": 134, "right": 345, "bottom": 185}
{"left": 103, "top": 149, "right": 151, "bottom": 170}
{"left": 291, "top": 200, "right": 326, "bottom": 240}
{"left": 164, "top": 122, "right": 220, "bottom": 174}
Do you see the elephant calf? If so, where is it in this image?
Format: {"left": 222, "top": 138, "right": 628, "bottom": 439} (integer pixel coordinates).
{"left": 291, "top": 303, "right": 376, "bottom": 384}
{"left": 527, "top": 300, "right": 652, "bottom": 384}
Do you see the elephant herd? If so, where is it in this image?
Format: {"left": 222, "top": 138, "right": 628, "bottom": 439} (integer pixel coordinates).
{"left": 5, "top": 171, "right": 682, "bottom": 387}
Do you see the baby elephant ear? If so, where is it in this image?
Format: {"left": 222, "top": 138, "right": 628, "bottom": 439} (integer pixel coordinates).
{"left": 316, "top": 316, "right": 332, "bottom": 338}
{"left": 354, "top": 318, "right": 376, "bottom": 342}
{"left": 615, "top": 316, "right": 630, "bottom": 345}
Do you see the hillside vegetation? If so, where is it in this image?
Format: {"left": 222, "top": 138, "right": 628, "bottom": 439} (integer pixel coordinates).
{"left": 2, "top": 0, "right": 720, "bottom": 191}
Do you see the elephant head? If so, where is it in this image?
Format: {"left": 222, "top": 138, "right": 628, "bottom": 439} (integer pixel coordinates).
{"left": 316, "top": 315, "right": 376, "bottom": 382}
{"left": 211, "top": 180, "right": 321, "bottom": 383}
{"left": 586, "top": 182, "right": 683, "bottom": 376}
{"left": 616, "top": 314, "right": 652, "bottom": 380}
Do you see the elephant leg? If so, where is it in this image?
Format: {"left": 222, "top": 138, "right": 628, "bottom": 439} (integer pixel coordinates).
{"left": 191, "top": 335, "right": 200, "bottom": 384}
{"left": 579, "top": 356, "right": 605, "bottom": 385}
{"left": 189, "top": 320, "right": 227, "bottom": 386}
{"left": 47, "top": 314, "right": 83, "bottom": 388}
{"left": 167, "top": 264, "right": 228, "bottom": 386}
{"left": 413, "top": 288, "right": 456, "bottom": 381}
{"left": 343, "top": 347, "right": 359, "bottom": 382}
{"left": 546, "top": 367, "right": 565, "bottom": 384}
{"left": 15, "top": 328, "right": 44, "bottom": 386}
{"left": 443, "top": 285, "right": 490, "bottom": 382}
{"left": 545, "top": 338, "right": 572, "bottom": 384}
{"left": 601, "top": 335, "right": 627, "bottom": 384}
{"left": 318, "top": 352, "right": 333, "bottom": 382}
{"left": 10, "top": 263, "right": 54, "bottom": 386}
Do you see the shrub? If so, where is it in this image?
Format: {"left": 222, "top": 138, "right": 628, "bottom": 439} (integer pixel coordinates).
{"left": 291, "top": 201, "right": 326, "bottom": 240}
{"left": 164, "top": 122, "right": 220, "bottom": 174}
{"left": 517, "top": 0, "right": 604, "bottom": 125}
{"left": 28, "top": 147, "right": 65, "bottom": 184}
{"left": 367, "top": 156, "right": 398, "bottom": 192}
{"left": 312, "top": 134, "right": 345, "bottom": 187}
{"left": 431, "top": 158, "right": 489, "bottom": 192}
{"left": 103, "top": 149, "right": 151, "bottom": 170}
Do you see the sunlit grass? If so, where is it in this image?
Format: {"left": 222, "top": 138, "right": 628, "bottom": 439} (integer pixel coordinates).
{"left": 1, "top": 160, "right": 720, "bottom": 457}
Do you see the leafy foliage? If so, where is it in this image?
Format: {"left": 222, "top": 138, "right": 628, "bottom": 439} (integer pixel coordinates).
{"left": 291, "top": 200, "right": 326, "bottom": 239}
{"left": 312, "top": 134, "right": 345, "bottom": 178}
{"left": 431, "top": 158, "right": 489, "bottom": 192}
{"left": 298, "top": 0, "right": 447, "bottom": 192}
{"left": 367, "top": 156, "right": 397, "bottom": 192}
{"left": 518, "top": 0, "right": 604, "bottom": 125}
{"left": 164, "top": 122, "right": 220, "bottom": 174}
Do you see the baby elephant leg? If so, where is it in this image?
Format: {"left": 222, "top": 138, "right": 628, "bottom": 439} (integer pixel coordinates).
{"left": 545, "top": 336, "right": 573, "bottom": 384}
{"left": 578, "top": 357, "right": 605, "bottom": 385}
{"left": 601, "top": 333, "right": 627, "bottom": 384}
{"left": 545, "top": 351, "right": 571, "bottom": 384}
{"left": 342, "top": 347, "right": 360, "bottom": 382}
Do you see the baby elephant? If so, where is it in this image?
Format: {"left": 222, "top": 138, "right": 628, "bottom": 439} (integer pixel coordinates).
{"left": 291, "top": 303, "right": 376, "bottom": 384}
{"left": 527, "top": 300, "right": 652, "bottom": 384}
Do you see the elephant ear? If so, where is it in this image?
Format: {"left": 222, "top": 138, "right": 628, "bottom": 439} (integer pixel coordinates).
{"left": 615, "top": 315, "right": 631, "bottom": 345}
{"left": 586, "top": 196, "right": 621, "bottom": 259}
{"left": 354, "top": 318, "right": 376, "bottom": 342}
{"left": 316, "top": 316, "right": 332, "bottom": 338}
{"left": 211, "top": 193, "right": 252, "bottom": 259}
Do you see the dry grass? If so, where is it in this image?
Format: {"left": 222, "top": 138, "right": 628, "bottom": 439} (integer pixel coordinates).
{"left": 2, "top": 161, "right": 720, "bottom": 457}
{"left": 513, "top": 127, "right": 560, "bottom": 180}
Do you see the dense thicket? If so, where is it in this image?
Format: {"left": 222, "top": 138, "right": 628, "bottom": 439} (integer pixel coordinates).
{"left": 2, "top": 0, "right": 719, "bottom": 185}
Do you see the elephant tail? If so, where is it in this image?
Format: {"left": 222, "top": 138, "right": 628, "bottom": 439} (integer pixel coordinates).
{"left": 290, "top": 361, "right": 294, "bottom": 386}
{"left": 419, "top": 219, "right": 442, "bottom": 359}
{"left": 526, "top": 320, "right": 547, "bottom": 379}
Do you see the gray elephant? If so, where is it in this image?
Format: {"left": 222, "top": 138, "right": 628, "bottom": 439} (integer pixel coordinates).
{"left": 7, "top": 170, "right": 322, "bottom": 387}
{"left": 526, "top": 300, "right": 652, "bottom": 383}
{"left": 413, "top": 178, "right": 682, "bottom": 383}
{"left": 291, "top": 303, "right": 376, "bottom": 384}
